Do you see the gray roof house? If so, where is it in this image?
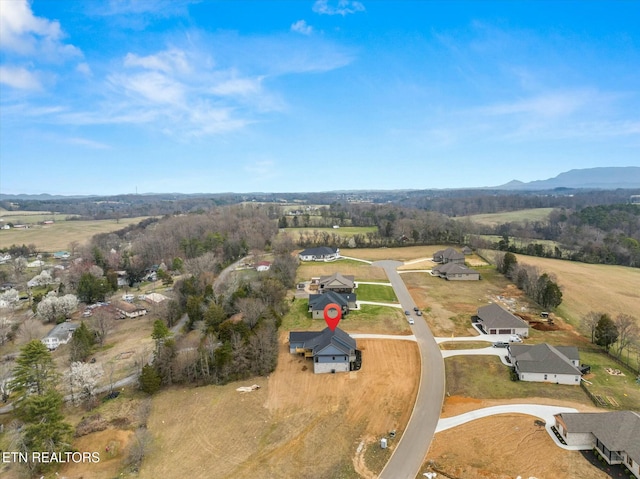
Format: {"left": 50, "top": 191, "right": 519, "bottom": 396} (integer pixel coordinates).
{"left": 508, "top": 343, "right": 582, "bottom": 385}
{"left": 432, "top": 262, "right": 480, "bottom": 281}
{"left": 41, "top": 322, "right": 78, "bottom": 350}
{"left": 289, "top": 327, "right": 359, "bottom": 374}
{"left": 318, "top": 273, "right": 355, "bottom": 293}
{"left": 432, "top": 247, "right": 465, "bottom": 264}
{"left": 554, "top": 411, "right": 640, "bottom": 478}
{"left": 308, "top": 290, "right": 356, "bottom": 319}
{"left": 476, "top": 303, "right": 530, "bottom": 337}
{"left": 298, "top": 246, "right": 340, "bottom": 262}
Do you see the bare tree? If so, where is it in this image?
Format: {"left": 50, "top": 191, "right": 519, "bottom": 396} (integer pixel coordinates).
{"left": 613, "top": 313, "right": 639, "bottom": 357}
{"left": 92, "top": 308, "right": 114, "bottom": 346}
{"left": 127, "top": 427, "right": 153, "bottom": 472}
{"left": 0, "top": 362, "right": 12, "bottom": 402}
{"left": 12, "top": 257, "right": 27, "bottom": 281}
{"left": 584, "top": 311, "right": 607, "bottom": 343}
{"left": 17, "top": 316, "right": 49, "bottom": 344}
{"left": 237, "top": 297, "right": 267, "bottom": 330}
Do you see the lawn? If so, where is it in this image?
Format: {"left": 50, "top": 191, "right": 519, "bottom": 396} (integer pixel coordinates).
{"left": 355, "top": 283, "right": 398, "bottom": 303}
{"left": 579, "top": 351, "right": 640, "bottom": 410}
{"left": 282, "top": 299, "right": 410, "bottom": 334}
{"left": 0, "top": 217, "right": 155, "bottom": 251}
{"left": 296, "top": 258, "right": 388, "bottom": 282}
{"left": 444, "top": 355, "right": 590, "bottom": 404}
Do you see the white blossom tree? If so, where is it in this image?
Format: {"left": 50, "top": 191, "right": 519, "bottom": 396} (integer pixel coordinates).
{"left": 65, "top": 361, "right": 102, "bottom": 409}
{"left": 36, "top": 292, "right": 79, "bottom": 323}
{"left": 0, "top": 288, "right": 20, "bottom": 309}
{"left": 27, "top": 270, "right": 54, "bottom": 288}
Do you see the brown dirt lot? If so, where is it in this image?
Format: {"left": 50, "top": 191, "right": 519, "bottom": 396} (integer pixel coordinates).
{"left": 425, "top": 397, "right": 607, "bottom": 479}
{"left": 297, "top": 261, "right": 388, "bottom": 282}
{"left": 138, "top": 336, "right": 420, "bottom": 479}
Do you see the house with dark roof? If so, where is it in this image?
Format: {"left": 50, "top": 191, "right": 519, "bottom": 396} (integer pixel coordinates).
{"left": 476, "top": 303, "right": 530, "bottom": 337}
{"left": 554, "top": 411, "right": 640, "bottom": 478}
{"left": 508, "top": 343, "right": 582, "bottom": 385}
{"left": 432, "top": 247, "right": 465, "bottom": 264}
{"left": 298, "top": 246, "right": 340, "bottom": 262}
{"left": 289, "top": 327, "right": 360, "bottom": 374}
{"left": 318, "top": 273, "right": 355, "bottom": 293}
{"left": 432, "top": 262, "right": 480, "bottom": 281}
{"left": 308, "top": 290, "right": 356, "bottom": 319}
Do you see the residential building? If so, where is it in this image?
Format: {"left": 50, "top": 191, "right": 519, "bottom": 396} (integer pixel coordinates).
{"left": 432, "top": 247, "right": 465, "bottom": 264}
{"left": 555, "top": 411, "right": 640, "bottom": 478}
{"left": 318, "top": 273, "right": 355, "bottom": 293}
{"left": 475, "top": 303, "right": 530, "bottom": 337}
{"left": 289, "top": 327, "right": 360, "bottom": 374}
{"left": 298, "top": 246, "right": 340, "bottom": 262}
{"left": 508, "top": 343, "right": 582, "bottom": 384}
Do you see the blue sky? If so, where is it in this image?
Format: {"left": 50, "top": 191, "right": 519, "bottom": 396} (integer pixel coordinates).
{"left": 1, "top": 0, "right": 639, "bottom": 196}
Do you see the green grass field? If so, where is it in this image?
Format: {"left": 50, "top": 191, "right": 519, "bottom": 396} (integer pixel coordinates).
{"left": 355, "top": 283, "right": 398, "bottom": 303}
{"left": 0, "top": 216, "right": 154, "bottom": 251}
{"left": 458, "top": 208, "right": 554, "bottom": 226}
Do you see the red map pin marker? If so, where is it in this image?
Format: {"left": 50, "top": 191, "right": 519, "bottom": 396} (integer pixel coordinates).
{"left": 323, "top": 303, "right": 342, "bottom": 332}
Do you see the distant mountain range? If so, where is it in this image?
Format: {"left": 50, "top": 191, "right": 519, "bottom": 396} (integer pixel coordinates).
{"left": 495, "top": 166, "right": 640, "bottom": 190}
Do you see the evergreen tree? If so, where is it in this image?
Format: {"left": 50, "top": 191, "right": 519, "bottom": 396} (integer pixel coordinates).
{"left": 595, "top": 315, "right": 619, "bottom": 351}
{"left": 69, "top": 321, "right": 95, "bottom": 362}
{"left": 10, "top": 340, "right": 58, "bottom": 401}
{"left": 139, "top": 364, "right": 161, "bottom": 395}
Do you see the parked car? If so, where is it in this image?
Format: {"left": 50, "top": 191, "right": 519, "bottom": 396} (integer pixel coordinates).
{"left": 509, "top": 335, "right": 523, "bottom": 343}
{"left": 492, "top": 342, "right": 509, "bottom": 348}
{"left": 413, "top": 306, "right": 419, "bottom": 312}
{"left": 404, "top": 310, "right": 410, "bottom": 315}
{"left": 416, "top": 311, "right": 422, "bottom": 316}
{"left": 408, "top": 318, "right": 415, "bottom": 325}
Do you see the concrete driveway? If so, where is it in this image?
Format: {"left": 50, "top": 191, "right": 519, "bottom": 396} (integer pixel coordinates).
{"left": 373, "top": 260, "right": 446, "bottom": 479}
{"left": 436, "top": 404, "right": 581, "bottom": 450}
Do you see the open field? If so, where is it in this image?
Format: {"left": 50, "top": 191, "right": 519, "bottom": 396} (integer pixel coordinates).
{"left": 283, "top": 226, "right": 377, "bottom": 237}
{"left": 0, "top": 217, "right": 154, "bottom": 251}
{"left": 139, "top": 336, "right": 420, "bottom": 479}
{"left": 345, "top": 245, "right": 446, "bottom": 262}
{"left": 457, "top": 207, "right": 554, "bottom": 226}
{"left": 425, "top": 396, "right": 607, "bottom": 479}
{"left": 507, "top": 254, "right": 640, "bottom": 326}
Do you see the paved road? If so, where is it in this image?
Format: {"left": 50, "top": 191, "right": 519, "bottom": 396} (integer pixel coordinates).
{"left": 373, "top": 260, "right": 446, "bottom": 479}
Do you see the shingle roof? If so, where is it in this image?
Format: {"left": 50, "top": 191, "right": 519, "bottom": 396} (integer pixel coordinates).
{"left": 308, "top": 291, "right": 349, "bottom": 311}
{"left": 509, "top": 343, "right": 581, "bottom": 375}
{"left": 559, "top": 411, "right": 640, "bottom": 463}
{"left": 319, "top": 272, "right": 355, "bottom": 289}
{"left": 299, "top": 246, "right": 338, "bottom": 257}
{"left": 289, "top": 327, "right": 356, "bottom": 355}
{"left": 442, "top": 264, "right": 479, "bottom": 276}
{"left": 477, "top": 303, "right": 529, "bottom": 330}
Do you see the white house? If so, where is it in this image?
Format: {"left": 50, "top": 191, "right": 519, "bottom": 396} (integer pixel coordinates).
{"left": 508, "top": 343, "right": 582, "bottom": 385}
{"left": 298, "top": 246, "right": 340, "bottom": 262}
{"left": 555, "top": 411, "right": 640, "bottom": 478}
{"left": 41, "top": 322, "right": 77, "bottom": 351}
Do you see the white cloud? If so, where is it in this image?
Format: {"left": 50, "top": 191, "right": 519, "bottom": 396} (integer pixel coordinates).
{"left": 76, "top": 62, "right": 92, "bottom": 76}
{"left": 124, "top": 48, "right": 191, "bottom": 74}
{"left": 0, "top": 65, "right": 41, "bottom": 90}
{"left": 110, "top": 71, "right": 186, "bottom": 105}
{"left": 0, "top": 0, "right": 80, "bottom": 59}
{"left": 291, "top": 20, "right": 313, "bottom": 35}
{"left": 67, "top": 137, "right": 110, "bottom": 149}
{"left": 209, "top": 74, "right": 263, "bottom": 97}
{"left": 312, "top": 0, "right": 365, "bottom": 16}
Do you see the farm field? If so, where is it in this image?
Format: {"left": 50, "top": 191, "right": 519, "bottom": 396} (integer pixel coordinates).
{"left": 345, "top": 245, "right": 445, "bottom": 262}
{"left": 458, "top": 207, "right": 554, "bottom": 226}
{"left": 505, "top": 254, "right": 640, "bottom": 336}
{"left": 139, "top": 336, "right": 420, "bottom": 479}
{"left": 0, "top": 216, "right": 154, "bottom": 251}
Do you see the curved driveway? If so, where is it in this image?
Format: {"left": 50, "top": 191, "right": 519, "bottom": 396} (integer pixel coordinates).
{"left": 374, "top": 260, "right": 445, "bottom": 479}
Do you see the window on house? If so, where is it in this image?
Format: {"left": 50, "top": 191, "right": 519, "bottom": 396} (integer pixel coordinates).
{"left": 544, "top": 374, "right": 548, "bottom": 380}
{"left": 332, "top": 356, "right": 335, "bottom": 360}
